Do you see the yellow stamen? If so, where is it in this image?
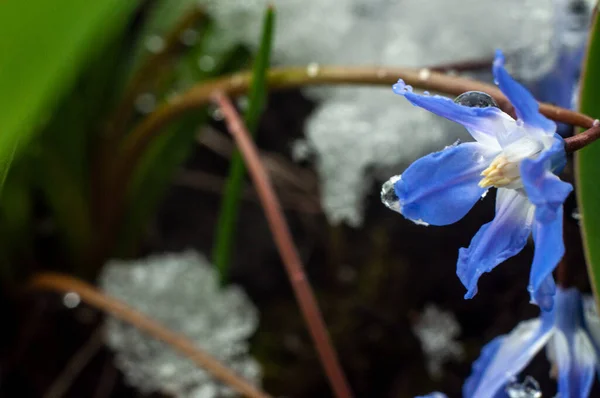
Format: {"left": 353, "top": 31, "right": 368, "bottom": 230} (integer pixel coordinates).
{"left": 478, "top": 155, "right": 516, "bottom": 188}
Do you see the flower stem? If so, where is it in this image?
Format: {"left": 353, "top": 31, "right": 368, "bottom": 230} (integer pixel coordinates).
{"left": 564, "top": 120, "right": 600, "bottom": 152}
{"left": 213, "top": 91, "right": 354, "bottom": 398}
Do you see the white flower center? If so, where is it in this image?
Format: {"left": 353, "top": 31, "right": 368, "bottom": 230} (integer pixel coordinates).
{"left": 478, "top": 137, "right": 544, "bottom": 189}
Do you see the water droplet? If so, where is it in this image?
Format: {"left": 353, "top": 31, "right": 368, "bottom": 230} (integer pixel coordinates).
{"left": 337, "top": 266, "right": 357, "bottom": 284}
{"left": 211, "top": 107, "right": 224, "bottom": 121}
{"left": 454, "top": 91, "right": 499, "bottom": 108}
{"left": 63, "top": 292, "right": 81, "bottom": 309}
{"left": 423, "top": 91, "right": 430, "bottom": 95}
{"left": 377, "top": 69, "right": 387, "bottom": 78}
{"left": 237, "top": 96, "right": 249, "bottom": 110}
{"left": 471, "top": 150, "right": 485, "bottom": 163}
{"left": 306, "top": 62, "right": 320, "bottom": 77}
{"left": 198, "top": 55, "right": 216, "bottom": 72}
{"left": 381, "top": 175, "right": 401, "bottom": 213}
{"left": 135, "top": 93, "right": 156, "bottom": 114}
{"left": 418, "top": 68, "right": 431, "bottom": 81}
{"left": 166, "top": 91, "right": 181, "bottom": 104}
{"left": 179, "top": 28, "right": 198, "bottom": 46}
{"left": 445, "top": 139, "right": 461, "bottom": 150}
{"left": 593, "top": 119, "right": 600, "bottom": 127}
{"left": 572, "top": 208, "right": 581, "bottom": 221}
{"left": 516, "top": 119, "right": 524, "bottom": 127}
{"left": 145, "top": 35, "right": 165, "bottom": 54}
{"left": 506, "top": 376, "right": 542, "bottom": 398}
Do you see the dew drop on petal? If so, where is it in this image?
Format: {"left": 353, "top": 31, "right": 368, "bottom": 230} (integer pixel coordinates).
{"left": 505, "top": 376, "right": 542, "bottom": 398}
{"left": 381, "top": 175, "right": 401, "bottom": 213}
{"left": 445, "top": 139, "right": 461, "bottom": 150}
{"left": 454, "top": 91, "right": 499, "bottom": 108}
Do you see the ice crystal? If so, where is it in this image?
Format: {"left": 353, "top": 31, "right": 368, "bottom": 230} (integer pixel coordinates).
{"left": 412, "top": 304, "right": 464, "bottom": 379}
{"left": 100, "top": 251, "right": 261, "bottom": 397}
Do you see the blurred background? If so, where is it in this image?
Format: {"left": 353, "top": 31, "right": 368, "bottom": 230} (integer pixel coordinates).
{"left": 0, "top": 0, "right": 596, "bottom": 397}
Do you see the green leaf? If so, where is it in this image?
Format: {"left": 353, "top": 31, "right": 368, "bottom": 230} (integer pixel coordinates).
{"left": 212, "top": 6, "right": 275, "bottom": 283}
{"left": 115, "top": 16, "right": 251, "bottom": 256}
{"left": 576, "top": 8, "right": 600, "bottom": 307}
{"left": 0, "top": 0, "right": 139, "bottom": 193}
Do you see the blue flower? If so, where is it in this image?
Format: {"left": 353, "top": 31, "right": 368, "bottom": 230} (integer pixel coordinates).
{"left": 381, "top": 50, "right": 572, "bottom": 311}
{"left": 417, "top": 288, "right": 600, "bottom": 398}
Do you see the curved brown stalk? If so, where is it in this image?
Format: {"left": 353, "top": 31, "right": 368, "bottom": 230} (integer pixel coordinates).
{"left": 119, "top": 65, "right": 595, "bottom": 168}
{"left": 29, "top": 273, "right": 273, "bottom": 398}
{"left": 213, "top": 92, "right": 353, "bottom": 398}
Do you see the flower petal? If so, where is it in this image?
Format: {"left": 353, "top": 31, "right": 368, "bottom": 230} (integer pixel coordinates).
{"left": 521, "top": 138, "right": 572, "bottom": 224}
{"left": 415, "top": 393, "right": 447, "bottom": 398}
{"left": 394, "top": 142, "right": 496, "bottom": 226}
{"left": 470, "top": 318, "right": 553, "bottom": 398}
{"left": 457, "top": 189, "right": 534, "bottom": 298}
{"left": 528, "top": 207, "right": 564, "bottom": 312}
{"left": 392, "top": 79, "right": 508, "bottom": 149}
{"left": 530, "top": 274, "right": 557, "bottom": 313}
{"left": 493, "top": 49, "right": 556, "bottom": 133}
{"left": 463, "top": 336, "right": 504, "bottom": 397}
{"left": 549, "top": 289, "right": 596, "bottom": 398}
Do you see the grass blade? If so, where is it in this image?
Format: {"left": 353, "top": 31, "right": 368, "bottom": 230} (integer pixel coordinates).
{"left": 212, "top": 6, "right": 275, "bottom": 282}
{"left": 576, "top": 7, "right": 600, "bottom": 307}
{"left": 0, "top": 0, "right": 138, "bottom": 193}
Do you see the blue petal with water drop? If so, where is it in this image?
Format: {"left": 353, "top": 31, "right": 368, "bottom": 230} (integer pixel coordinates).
{"left": 463, "top": 336, "right": 505, "bottom": 398}
{"left": 394, "top": 142, "right": 494, "bottom": 226}
{"left": 469, "top": 316, "right": 553, "bottom": 398}
{"left": 392, "top": 79, "right": 506, "bottom": 149}
{"left": 457, "top": 189, "right": 533, "bottom": 298}
{"left": 493, "top": 50, "right": 556, "bottom": 133}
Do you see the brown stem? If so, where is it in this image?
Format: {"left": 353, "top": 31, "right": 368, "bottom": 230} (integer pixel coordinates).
{"left": 45, "top": 328, "right": 104, "bottom": 398}
{"left": 119, "top": 65, "right": 595, "bottom": 170}
{"left": 29, "top": 273, "right": 273, "bottom": 398}
{"left": 213, "top": 92, "right": 354, "bottom": 398}
{"left": 565, "top": 121, "right": 600, "bottom": 152}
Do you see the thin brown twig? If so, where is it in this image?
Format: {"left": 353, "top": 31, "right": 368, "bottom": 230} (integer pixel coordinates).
{"left": 565, "top": 121, "right": 600, "bottom": 152}
{"left": 44, "top": 328, "right": 105, "bottom": 398}
{"left": 213, "top": 92, "right": 353, "bottom": 398}
{"left": 29, "top": 273, "right": 273, "bottom": 398}
{"left": 93, "top": 358, "right": 118, "bottom": 398}
{"left": 119, "top": 66, "right": 595, "bottom": 169}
